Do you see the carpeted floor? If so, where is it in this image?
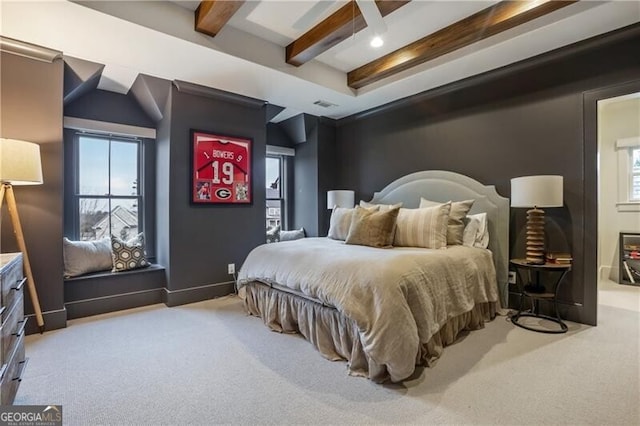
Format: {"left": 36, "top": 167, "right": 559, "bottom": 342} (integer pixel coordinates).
{"left": 15, "top": 292, "right": 640, "bottom": 425}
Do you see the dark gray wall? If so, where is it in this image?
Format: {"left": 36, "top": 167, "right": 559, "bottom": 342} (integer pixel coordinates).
{"left": 266, "top": 122, "right": 294, "bottom": 148}
{"left": 0, "top": 51, "right": 66, "bottom": 331}
{"left": 159, "top": 85, "right": 266, "bottom": 297}
{"left": 63, "top": 89, "right": 157, "bottom": 258}
{"left": 293, "top": 122, "right": 319, "bottom": 236}
{"left": 335, "top": 24, "right": 640, "bottom": 326}
{"left": 317, "top": 118, "right": 338, "bottom": 235}
{"left": 291, "top": 115, "right": 338, "bottom": 236}
{"left": 65, "top": 89, "right": 155, "bottom": 128}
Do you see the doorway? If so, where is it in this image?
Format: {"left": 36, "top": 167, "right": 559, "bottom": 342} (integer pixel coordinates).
{"left": 596, "top": 90, "right": 640, "bottom": 313}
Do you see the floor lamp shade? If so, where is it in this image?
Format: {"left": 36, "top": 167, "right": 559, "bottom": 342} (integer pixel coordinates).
{"left": 0, "top": 138, "right": 45, "bottom": 331}
{"left": 511, "top": 175, "right": 563, "bottom": 265}
{"left": 0, "top": 138, "right": 43, "bottom": 185}
{"left": 327, "top": 190, "right": 355, "bottom": 209}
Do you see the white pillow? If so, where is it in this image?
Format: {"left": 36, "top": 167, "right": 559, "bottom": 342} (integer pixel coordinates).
{"left": 328, "top": 207, "right": 355, "bottom": 241}
{"left": 462, "top": 213, "right": 489, "bottom": 249}
{"left": 393, "top": 203, "right": 451, "bottom": 249}
{"left": 63, "top": 237, "right": 113, "bottom": 278}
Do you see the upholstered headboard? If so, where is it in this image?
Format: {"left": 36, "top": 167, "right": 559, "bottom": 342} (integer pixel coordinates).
{"left": 368, "top": 170, "right": 510, "bottom": 306}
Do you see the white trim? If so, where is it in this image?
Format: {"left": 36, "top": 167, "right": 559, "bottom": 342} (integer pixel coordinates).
{"left": 64, "top": 116, "right": 156, "bottom": 139}
{"left": 616, "top": 202, "right": 640, "bottom": 212}
{"left": 266, "top": 145, "right": 295, "bottom": 156}
{"left": 615, "top": 136, "right": 640, "bottom": 150}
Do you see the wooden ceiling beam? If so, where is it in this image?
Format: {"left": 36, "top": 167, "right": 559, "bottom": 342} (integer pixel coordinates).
{"left": 195, "top": 0, "right": 245, "bottom": 38}
{"left": 348, "top": 0, "right": 578, "bottom": 89}
{"left": 286, "top": 0, "right": 410, "bottom": 67}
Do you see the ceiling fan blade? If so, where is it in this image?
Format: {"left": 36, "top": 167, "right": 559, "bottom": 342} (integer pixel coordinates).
{"left": 355, "top": 0, "right": 387, "bottom": 35}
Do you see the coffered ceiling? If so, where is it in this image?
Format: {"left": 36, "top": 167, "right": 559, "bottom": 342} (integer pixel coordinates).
{"left": 1, "top": 1, "right": 639, "bottom": 121}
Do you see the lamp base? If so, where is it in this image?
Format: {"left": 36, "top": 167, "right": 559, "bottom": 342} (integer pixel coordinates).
{"left": 525, "top": 207, "right": 545, "bottom": 264}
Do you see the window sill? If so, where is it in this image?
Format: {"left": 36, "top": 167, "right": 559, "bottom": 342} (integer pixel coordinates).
{"left": 616, "top": 202, "right": 640, "bottom": 212}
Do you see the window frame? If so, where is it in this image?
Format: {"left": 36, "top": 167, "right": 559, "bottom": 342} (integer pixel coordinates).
{"left": 615, "top": 136, "right": 640, "bottom": 211}
{"left": 266, "top": 154, "right": 286, "bottom": 230}
{"left": 70, "top": 132, "right": 144, "bottom": 242}
{"left": 630, "top": 147, "right": 640, "bottom": 202}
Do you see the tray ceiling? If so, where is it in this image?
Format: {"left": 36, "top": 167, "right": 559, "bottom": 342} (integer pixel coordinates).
{"left": 1, "top": 0, "right": 639, "bottom": 121}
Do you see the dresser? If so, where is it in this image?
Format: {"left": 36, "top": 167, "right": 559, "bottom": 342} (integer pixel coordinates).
{"left": 0, "top": 253, "right": 27, "bottom": 404}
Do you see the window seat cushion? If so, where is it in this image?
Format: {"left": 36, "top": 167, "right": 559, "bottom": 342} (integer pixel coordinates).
{"left": 63, "top": 263, "right": 164, "bottom": 282}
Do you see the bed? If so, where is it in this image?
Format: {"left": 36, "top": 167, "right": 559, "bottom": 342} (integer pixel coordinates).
{"left": 237, "top": 170, "right": 509, "bottom": 383}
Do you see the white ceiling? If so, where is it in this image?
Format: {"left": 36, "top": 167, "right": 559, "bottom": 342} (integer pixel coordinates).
{"left": 1, "top": 1, "right": 639, "bottom": 122}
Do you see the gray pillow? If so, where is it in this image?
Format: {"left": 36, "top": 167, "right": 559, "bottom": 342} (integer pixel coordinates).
{"left": 63, "top": 237, "right": 113, "bottom": 278}
{"left": 280, "top": 228, "right": 305, "bottom": 241}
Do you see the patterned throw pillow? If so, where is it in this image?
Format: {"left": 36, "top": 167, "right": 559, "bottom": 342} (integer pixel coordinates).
{"left": 266, "top": 225, "right": 280, "bottom": 243}
{"left": 419, "top": 198, "right": 475, "bottom": 245}
{"left": 345, "top": 205, "right": 400, "bottom": 248}
{"left": 393, "top": 203, "right": 452, "bottom": 249}
{"left": 111, "top": 233, "right": 149, "bottom": 272}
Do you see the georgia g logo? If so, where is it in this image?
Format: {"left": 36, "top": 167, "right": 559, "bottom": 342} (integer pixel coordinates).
{"left": 215, "top": 188, "right": 232, "bottom": 200}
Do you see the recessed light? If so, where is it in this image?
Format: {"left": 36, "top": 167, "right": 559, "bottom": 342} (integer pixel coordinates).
{"left": 370, "top": 36, "right": 383, "bottom": 48}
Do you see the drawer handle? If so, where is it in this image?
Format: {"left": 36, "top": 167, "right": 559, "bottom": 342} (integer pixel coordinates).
{"left": 12, "top": 277, "right": 26, "bottom": 292}
{"left": 12, "top": 360, "right": 27, "bottom": 382}
{"left": 12, "top": 319, "right": 28, "bottom": 338}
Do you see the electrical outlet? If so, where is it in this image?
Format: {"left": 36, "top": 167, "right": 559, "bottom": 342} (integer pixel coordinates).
{"left": 227, "top": 263, "right": 235, "bottom": 275}
{"left": 508, "top": 271, "right": 517, "bottom": 285}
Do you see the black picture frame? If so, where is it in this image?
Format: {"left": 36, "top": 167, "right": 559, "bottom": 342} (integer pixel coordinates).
{"left": 191, "top": 129, "right": 252, "bottom": 204}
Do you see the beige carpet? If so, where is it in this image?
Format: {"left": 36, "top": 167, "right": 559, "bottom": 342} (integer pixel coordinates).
{"left": 15, "top": 293, "right": 639, "bottom": 425}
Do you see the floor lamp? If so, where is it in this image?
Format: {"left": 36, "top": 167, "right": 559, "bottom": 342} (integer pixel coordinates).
{"left": 0, "top": 138, "right": 45, "bottom": 332}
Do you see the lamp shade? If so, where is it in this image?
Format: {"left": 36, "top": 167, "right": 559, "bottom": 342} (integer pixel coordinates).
{"left": 510, "top": 175, "right": 563, "bottom": 208}
{"left": 327, "top": 190, "right": 354, "bottom": 209}
{"left": 0, "top": 138, "right": 43, "bottom": 185}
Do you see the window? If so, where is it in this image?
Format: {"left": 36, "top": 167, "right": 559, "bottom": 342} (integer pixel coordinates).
{"left": 71, "top": 133, "right": 142, "bottom": 242}
{"left": 615, "top": 137, "right": 640, "bottom": 211}
{"left": 631, "top": 147, "right": 640, "bottom": 201}
{"left": 266, "top": 155, "right": 284, "bottom": 229}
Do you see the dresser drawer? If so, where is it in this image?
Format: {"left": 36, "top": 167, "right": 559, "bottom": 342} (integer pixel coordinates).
{"left": 1, "top": 292, "right": 25, "bottom": 363}
{"left": 0, "top": 334, "right": 26, "bottom": 405}
{"left": 1, "top": 256, "right": 24, "bottom": 323}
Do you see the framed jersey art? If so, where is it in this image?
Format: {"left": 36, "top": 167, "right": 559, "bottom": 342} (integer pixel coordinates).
{"left": 191, "top": 130, "right": 252, "bottom": 204}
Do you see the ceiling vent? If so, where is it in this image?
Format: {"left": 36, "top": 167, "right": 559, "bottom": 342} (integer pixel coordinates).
{"left": 313, "top": 100, "right": 338, "bottom": 108}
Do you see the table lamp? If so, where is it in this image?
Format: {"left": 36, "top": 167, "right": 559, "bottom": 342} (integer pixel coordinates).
{"left": 511, "top": 175, "right": 563, "bottom": 265}
{"left": 0, "top": 138, "right": 45, "bottom": 332}
{"left": 327, "top": 190, "right": 355, "bottom": 209}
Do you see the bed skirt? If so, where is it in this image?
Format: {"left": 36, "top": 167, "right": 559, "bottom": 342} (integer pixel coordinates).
{"left": 242, "top": 281, "right": 498, "bottom": 383}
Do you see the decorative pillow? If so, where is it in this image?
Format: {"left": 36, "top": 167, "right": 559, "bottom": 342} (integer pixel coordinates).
{"left": 111, "top": 233, "right": 149, "bottom": 272}
{"left": 462, "top": 213, "right": 489, "bottom": 249}
{"left": 393, "top": 203, "right": 451, "bottom": 249}
{"left": 63, "top": 237, "right": 113, "bottom": 278}
{"left": 280, "top": 228, "right": 305, "bottom": 241}
{"left": 266, "top": 225, "right": 280, "bottom": 243}
{"left": 419, "top": 198, "right": 475, "bottom": 245}
{"left": 359, "top": 200, "right": 403, "bottom": 211}
{"left": 345, "top": 205, "right": 400, "bottom": 248}
{"left": 328, "top": 207, "right": 354, "bottom": 241}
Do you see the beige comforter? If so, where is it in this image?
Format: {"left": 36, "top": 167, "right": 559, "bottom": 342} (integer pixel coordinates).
{"left": 237, "top": 237, "right": 499, "bottom": 382}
